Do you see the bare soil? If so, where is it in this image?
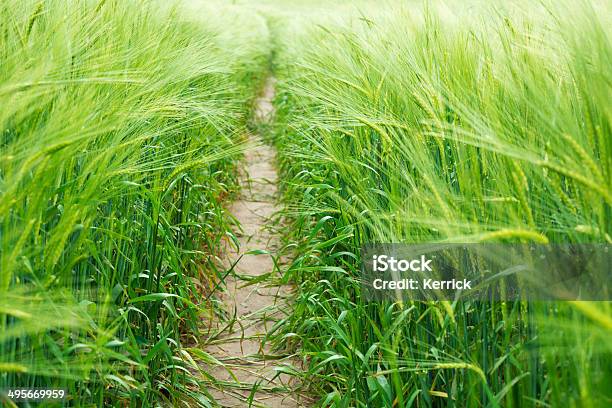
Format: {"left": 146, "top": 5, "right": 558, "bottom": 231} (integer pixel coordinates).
{"left": 202, "top": 79, "right": 308, "bottom": 407}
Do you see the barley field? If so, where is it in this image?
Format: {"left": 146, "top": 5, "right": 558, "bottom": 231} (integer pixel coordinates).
{"left": 0, "top": 0, "right": 610, "bottom": 407}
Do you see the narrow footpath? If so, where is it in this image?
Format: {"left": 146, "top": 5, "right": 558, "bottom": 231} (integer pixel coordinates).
{"left": 202, "top": 78, "right": 307, "bottom": 407}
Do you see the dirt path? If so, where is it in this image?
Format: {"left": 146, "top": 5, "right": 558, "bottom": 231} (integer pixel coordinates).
{"left": 202, "top": 78, "right": 307, "bottom": 407}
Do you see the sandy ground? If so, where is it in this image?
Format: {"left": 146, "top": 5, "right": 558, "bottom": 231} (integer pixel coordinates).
{"left": 201, "top": 79, "right": 308, "bottom": 407}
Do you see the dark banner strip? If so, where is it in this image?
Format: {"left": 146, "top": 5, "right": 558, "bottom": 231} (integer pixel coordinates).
{"left": 361, "top": 244, "right": 611, "bottom": 301}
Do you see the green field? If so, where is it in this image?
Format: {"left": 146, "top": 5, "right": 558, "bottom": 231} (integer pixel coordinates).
{"left": 1, "top": 0, "right": 610, "bottom": 407}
